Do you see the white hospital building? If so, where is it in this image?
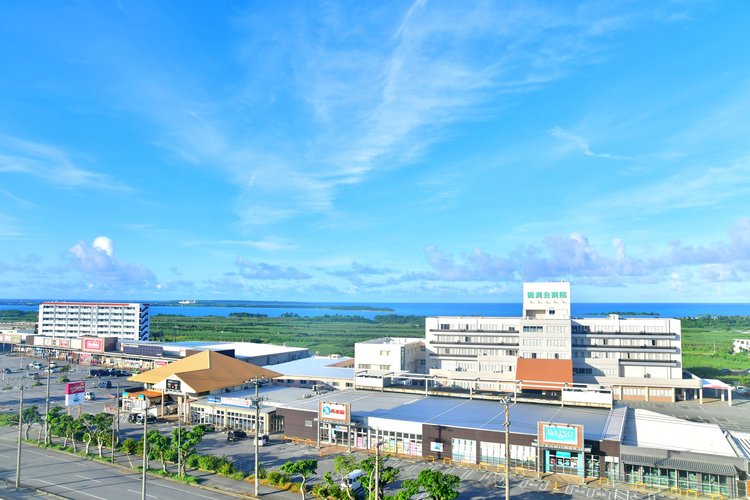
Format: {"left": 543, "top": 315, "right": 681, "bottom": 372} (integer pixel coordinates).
{"left": 424, "top": 282, "right": 697, "bottom": 402}
{"left": 38, "top": 302, "right": 150, "bottom": 341}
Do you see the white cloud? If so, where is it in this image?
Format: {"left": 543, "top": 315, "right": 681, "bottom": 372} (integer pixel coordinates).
{"left": 549, "top": 126, "right": 631, "bottom": 159}
{"left": 235, "top": 256, "right": 311, "bottom": 280}
{"left": 68, "top": 237, "right": 156, "bottom": 286}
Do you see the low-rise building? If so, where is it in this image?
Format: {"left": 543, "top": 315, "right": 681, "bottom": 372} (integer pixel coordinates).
{"left": 733, "top": 338, "right": 750, "bottom": 354}
{"left": 355, "top": 337, "right": 425, "bottom": 373}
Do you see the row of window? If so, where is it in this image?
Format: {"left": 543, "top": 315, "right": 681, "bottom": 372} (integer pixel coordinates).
{"left": 573, "top": 338, "right": 670, "bottom": 346}
{"left": 573, "top": 367, "right": 617, "bottom": 376}
{"left": 574, "top": 351, "right": 671, "bottom": 360}
{"left": 433, "top": 335, "right": 518, "bottom": 344}
{"left": 521, "top": 352, "right": 571, "bottom": 360}
{"left": 438, "top": 324, "right": 518, "bottom": 332}
{"left": 572, "top": 325, "right": 668, "bottom": 333}
{"left": 437, "top": 348, "right": 518, "bottom": 356}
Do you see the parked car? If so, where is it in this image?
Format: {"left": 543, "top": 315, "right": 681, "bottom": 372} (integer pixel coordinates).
{"left": 720, "top": 368, "right": 732, "bottom": 374}
{"left": 227, "top": 430, "right": 247, "bottom": 442}
{"left": 30, "top": 362, "right": 43, "bottom": 370}
{"left": 84, "top": 392, "right": 95, "bottom": 400}
{"left": 135, "top": 413, "right": 156, "bottom": 424}
{"left": 340, "top": 470, "right": 365, "bottom": 492}
{"left": 0, "top": 368, "right": 11, "bottom": 374}
{"left": 48, "top": 361, "right": 58, "bottom": 369}
{"left": 27, "top": 372, "right": 39, "bottom": 380}
{"left": 197, "top": 423, "right": 216, "bottom": 432}
{"left": 98, "top": 380, "right": 112, "bottom": 389}
{"left": 256, "top": 434, "right": 269, "bottom": 446}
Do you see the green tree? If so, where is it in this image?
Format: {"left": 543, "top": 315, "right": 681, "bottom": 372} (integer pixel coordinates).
{"left": 20, "top": 405, "right": 41, "bottom": 441}
{"left": 120, "top": 437, "right": 139, "bottom": 468}
{"left": 92, "top": 413, "right": 113, "bottom": 457}
{"left": 280, "top": 459, "right": 318, "bottom": 500}
{"left": 358, "top": 455, "right": 400, "bottom": 500}
{"left": 171, "top": 425, "right": 207, "bottom": 476}
{"left": 44, "top": 406, "right": 64, "bottom": 445}
{"left": 415, "top": 469, "right": 460, "bottom": 500}
{"left": 146, "top": 429, "right": 172, "bottom": 473}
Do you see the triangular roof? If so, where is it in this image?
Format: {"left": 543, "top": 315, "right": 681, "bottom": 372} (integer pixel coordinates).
{"left": 128, "top": 350, "right": 281, "bottom": 393}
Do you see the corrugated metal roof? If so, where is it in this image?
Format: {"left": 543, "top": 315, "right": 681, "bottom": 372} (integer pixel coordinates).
{"left": 275, "top": 389, "right": 616, "bottom": 437}
{"left": 262, "top": 356, "right": 355, "bottom": 379}
{"left": 729, "top": 430, "right": 750, "bottom": 460}
{"left": 621, "top": 454, "right": 737, "bottom": 476}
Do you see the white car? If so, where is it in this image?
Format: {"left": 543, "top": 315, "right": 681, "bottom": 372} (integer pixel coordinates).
{"left": 84, "top": 392, "right": 95, "bottom": 400}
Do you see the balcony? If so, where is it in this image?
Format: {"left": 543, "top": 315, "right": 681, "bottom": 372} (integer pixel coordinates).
{"left": 429, "top": 329, "right": 518, "bottom": 334}
{"left": 619, "top": 359, "right": 679, "bottom": 367}
{"left": 573, "top": 345, "right": 678, "bottom": 353}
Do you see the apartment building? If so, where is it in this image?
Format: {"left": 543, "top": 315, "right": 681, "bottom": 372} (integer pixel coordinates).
{"left": 355, "top": 337, "right": 426, "bottom": 374}
{"left": 425, "top": 282, "right": 692, "bottom": 402}
{"left": 38, "top": 302, "right": 149, "bottom": 341}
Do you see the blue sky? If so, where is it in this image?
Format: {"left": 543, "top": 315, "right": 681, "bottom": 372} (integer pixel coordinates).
{"left": 1, "top": 0, "right": 749, "bottom": 303}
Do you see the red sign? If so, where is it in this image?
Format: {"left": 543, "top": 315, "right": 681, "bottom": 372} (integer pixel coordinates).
{"left": 156, "top": 361, "right": 168, "bottom": 367}
{"left": 65, "top": 381, "right": 85, "bottom": 395}
{"left": 59, "top": 339, "right": 69, "bottom": 348}
{"left": 84, "top": 338, "right": 103, "bottom": 352}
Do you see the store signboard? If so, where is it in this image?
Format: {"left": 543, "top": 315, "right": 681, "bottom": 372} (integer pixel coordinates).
{"left": 538, "top": 422, "right": 583, "bottom": 449}
{"left": 220, "top": 396, "right": 252, "bottom": 408}
{"left": 43, "top": 338, "right": 53, "bottom": 346}
{"left": 83, "top": 338, "right": 103, "bottom": 352}
{"left": 65, "top": 381, "right": 86, "bottom": 407}
{"left": 430, "top": 442, "right": 444, "bottom": 452}
{"left": 59, "top": 339, "right": 69, "bottom": 348}
{"left": 207, "top": 396, "right": 220, "bottom": 404}
{"left": 319, "top": 402, "right": 350, "bottom": 423}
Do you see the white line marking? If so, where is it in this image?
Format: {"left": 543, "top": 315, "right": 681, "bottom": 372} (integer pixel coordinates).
{"left": 76, "top": 474, "right": 102, "bottom": 483}
{"left": 154, "top": 483, "right": 219, "bottom": 499}
{"left": 34, "top": 479, "right": 108, "bottom": 500}
{"left": 128, "top": 489, "right": 157, "bottom": 498}
{"left": 25, "top": 449, "right": 69, "bottom": 462}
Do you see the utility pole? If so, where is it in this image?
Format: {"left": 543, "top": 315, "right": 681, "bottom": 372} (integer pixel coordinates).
{"left": 116, "top": 382, "right": 120, "bottom": 441}
{"left": 16, "top": 386, "right": 23, "bottom": 490}
{"left": 142, "top": 410, "right": 147, "bottom": 500}
{"left": 374, "top": 429, "right": 381, "bottom": 500}
{"left": 177, "top": 396, "right": 182, "bottom": 476}
{"left": 500, "top": 397, "right": 511, "bottom": 500}
{"left": 249, "top": 376, "right": 266, "bottom": 497}
{"left": 44, "top": 358, "right": 51, "bottom": 444}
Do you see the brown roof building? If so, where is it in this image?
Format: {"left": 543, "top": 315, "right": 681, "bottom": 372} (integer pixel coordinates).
{"left": 128, "top": 350, "right": 281, "bottom": 396}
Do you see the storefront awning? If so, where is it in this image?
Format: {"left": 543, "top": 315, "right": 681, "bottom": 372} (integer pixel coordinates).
{"left": 621, "top": 454, "right": 737, "bottom": 476}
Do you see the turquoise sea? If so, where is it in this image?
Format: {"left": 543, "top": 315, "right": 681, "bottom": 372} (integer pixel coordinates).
{"left": 2, "top": 301, "right": 749, "bottom": 319}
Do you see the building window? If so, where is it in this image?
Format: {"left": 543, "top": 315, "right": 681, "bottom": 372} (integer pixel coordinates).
{"left": 305, "top": 420, "right": 313, "bottom": 427}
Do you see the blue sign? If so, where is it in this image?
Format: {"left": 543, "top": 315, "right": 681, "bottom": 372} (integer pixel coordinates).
{"left": 543, "top": 425, "right": 578, "bottom": 446}
{"left": 207, "top": 396, "right": 220, "bottom": 404}
{"left": 556, "top": 451, "right": 571, "bottom": 458}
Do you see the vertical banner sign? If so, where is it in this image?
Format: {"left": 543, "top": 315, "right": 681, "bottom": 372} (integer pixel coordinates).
{"left": 319, "top": 402, "right": 351, "bottom": 423}
{"left": 65, "top": 381, "right": 86, "bottom": 406}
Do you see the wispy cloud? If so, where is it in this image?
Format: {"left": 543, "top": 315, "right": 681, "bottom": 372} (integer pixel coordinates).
{"left": 187, "top": 238, "right": 297, "bottom": 251}
{"left": 235, "top": 256, "right": 311, "bottom": 280}
{"left": 549, "top": 126, "right": 631, "bottom": 159}
{"left": 0, "top": 135, "right": 131, "bottom": 191}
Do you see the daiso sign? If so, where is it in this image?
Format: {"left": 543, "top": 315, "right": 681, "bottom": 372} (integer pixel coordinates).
{"left": 319, "top": 402, "right": 350, "bottom": 423}
{"left": 83, "top": 338, "right": 103, "bottom": 352}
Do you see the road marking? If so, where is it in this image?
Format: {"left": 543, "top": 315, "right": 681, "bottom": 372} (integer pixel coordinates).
{"left": 0, "top": 454, "right": 10, "bottom": 458}
{"left": 25, "top": 449, "right": 69, "bottom": 462}
{"left": 34, "top": 479, "right": 108, "bottom": 500}
{"left": 76, "top": 474, "right": 102, "bottom": 483}
{"left": 128, "top": 489, "right": 157, "bottom": 498}
{"left": 155, "top": 483, "right": 219, "bottom": 499}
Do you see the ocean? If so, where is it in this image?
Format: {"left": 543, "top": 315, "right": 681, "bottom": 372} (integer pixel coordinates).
{"left": 2, "top": 302, "right": 750, "bottom": 319}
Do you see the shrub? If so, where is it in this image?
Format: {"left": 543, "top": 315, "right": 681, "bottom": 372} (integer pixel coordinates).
{"left": 31, "top": 381, "right": 42, "bottom": 387}
{"left": 198, "top": 455, "right": 222, "bottom": 471}
{"left": 230, "top": 471, "right": 247, "bottom": 481}
{"left": 186, "top": 454, "right": 200, "bottom": 468}
{"left": 218, "top": 462, "right": 237, "bottom": 476}
{"left": 267, "top": 471, "right": 290, "bottom": 486}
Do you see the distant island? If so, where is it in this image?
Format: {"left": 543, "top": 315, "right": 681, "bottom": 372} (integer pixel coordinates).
{"left": 153, "top": 302, "right": 394, "bottom": 312}
{"left": 583, "top": 311, "right": 660, "bottom": 316}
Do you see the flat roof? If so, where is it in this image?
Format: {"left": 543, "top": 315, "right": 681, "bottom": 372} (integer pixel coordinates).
{"left": 275, "top": 389, "right": 621, "bottom": 441}
{"left": 622, "top": 408, "right": 737, "bottom": 457}
{"left": 264, "top": 356, "right": 354, "bottom": 379}
{"left": 359, "top": 337, "right": 422, "bottom": 345}
{"left": 199, "top": 342, "right": 308, "bottom": 356}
